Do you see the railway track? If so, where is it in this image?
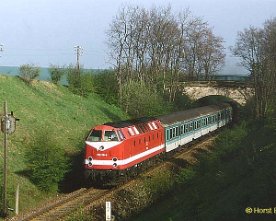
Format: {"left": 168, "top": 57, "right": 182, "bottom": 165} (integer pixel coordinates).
{"left": 8, "top": 188, "right": 110, "bottom": 221}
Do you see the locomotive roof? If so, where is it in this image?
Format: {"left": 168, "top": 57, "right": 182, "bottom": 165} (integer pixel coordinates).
{"left": 104, "top": 117, "right": 157, "bottom": 128}
{"left": 158, "top": 103, "right": 231, "bottom": 126}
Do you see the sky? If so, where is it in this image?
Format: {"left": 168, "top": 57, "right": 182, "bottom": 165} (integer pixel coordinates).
{"left": 0, "top": 0, "right": 275, "bottom": 74}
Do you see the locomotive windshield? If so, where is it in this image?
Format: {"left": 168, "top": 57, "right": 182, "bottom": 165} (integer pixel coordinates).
{"left": 104, "top": 131, "right": 118, "bottom": 141}
{"left": 86, "top": 130, "right": 119, "bottom": 142}
{"left": 87, "top": 130, "right": 102, "bottom": 142}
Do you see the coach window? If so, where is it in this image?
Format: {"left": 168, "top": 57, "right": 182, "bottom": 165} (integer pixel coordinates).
{"left": 170, "top": 128, "right": 173, "bottom": 140}
{"left": 189, "top": 123, "right": 193, "bottom": 131}
{"left": 176, "top": 126, "right": 179, "bottom": 136}
{"left": 180, "top": 125, "right": 184, "bottom": 134}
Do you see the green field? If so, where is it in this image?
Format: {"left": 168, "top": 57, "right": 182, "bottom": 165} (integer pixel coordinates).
{"left": 0, "top": 74, "right": 128, "bottom": 214}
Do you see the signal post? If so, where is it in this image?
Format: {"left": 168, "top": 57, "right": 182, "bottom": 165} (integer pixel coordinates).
{"left": 1, "top": 101, "right": 19, "bottom": 216}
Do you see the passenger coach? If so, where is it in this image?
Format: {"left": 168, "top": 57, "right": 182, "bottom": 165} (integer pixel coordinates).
{"left": 159, "top": 103, "right": 232, "bottom": 152}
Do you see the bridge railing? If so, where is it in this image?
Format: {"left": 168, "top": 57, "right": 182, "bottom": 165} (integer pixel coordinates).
{"left": 179, "top": 80, "right": 253, "bottom": 88}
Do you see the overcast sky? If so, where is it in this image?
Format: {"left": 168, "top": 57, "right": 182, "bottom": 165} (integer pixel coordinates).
{"left": 0, "top": 0, "right": 275, "bottom": 74}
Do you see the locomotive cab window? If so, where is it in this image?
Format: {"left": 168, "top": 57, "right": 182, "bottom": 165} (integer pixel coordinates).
{"left": 104, "top": 131, "right": 118, "bottom": 141}
{"left": 86, "top": 130, "right": 102, "bottom": 142}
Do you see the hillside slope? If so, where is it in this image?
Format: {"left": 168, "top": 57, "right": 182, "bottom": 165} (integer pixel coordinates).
{"left": 0, "top": 74, "right": 128, "bottom": 213}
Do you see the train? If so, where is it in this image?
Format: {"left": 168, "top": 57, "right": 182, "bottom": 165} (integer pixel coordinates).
{"left": 84, "top": 103, "right": 233, "bottom": 182}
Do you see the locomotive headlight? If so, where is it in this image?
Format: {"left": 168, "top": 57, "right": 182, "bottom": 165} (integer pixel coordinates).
{"left": 86, "top": 156, "right": 93, "bottom": 167}
{"left": 99, "top": 145, "right": 105, "bottom": 151}
{"left": 113, "top": 163, "right": 118, "bottom": 168}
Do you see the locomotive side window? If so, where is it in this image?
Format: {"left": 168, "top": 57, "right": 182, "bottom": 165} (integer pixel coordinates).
{"left": 87, "top": 130, "right": 102, "bottom": 142}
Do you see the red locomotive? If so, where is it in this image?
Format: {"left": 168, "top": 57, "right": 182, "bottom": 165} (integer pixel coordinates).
{"left": 84, "top": 103, "right": 232, "bottom": 182}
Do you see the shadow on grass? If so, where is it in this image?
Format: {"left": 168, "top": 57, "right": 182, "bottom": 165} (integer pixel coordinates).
{"left": 15, "top": 149, "right": 86, "bottom": 194}
{"left": 59, "top": 149, "right": 86, "bottom": 193}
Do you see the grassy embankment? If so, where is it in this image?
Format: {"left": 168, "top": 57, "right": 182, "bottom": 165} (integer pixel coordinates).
{"left": 0, "top": 74, "right": 128, "bottom": 215}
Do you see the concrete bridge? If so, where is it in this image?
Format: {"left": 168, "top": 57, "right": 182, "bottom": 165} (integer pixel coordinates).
{"left": 180, "top": 81, "right": 254, "bottom": 105}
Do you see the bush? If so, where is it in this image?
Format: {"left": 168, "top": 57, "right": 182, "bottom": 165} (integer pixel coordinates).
{"left": 93, "top": 70, "right": 118, "bottom": 105}
{"left": 25, "top": 130, "right": 70, "bottom": 192}
{"left": 19, "top": 64, "right": 40, "bottom": 83}
{"left": 66, "top": 65, "right": 94, "bottom": 96}
{"left": 80, "top": 72, "right": 94, "bottom": 96}
{"left": 49, "top": 65, "right": 65, "bottom": 85}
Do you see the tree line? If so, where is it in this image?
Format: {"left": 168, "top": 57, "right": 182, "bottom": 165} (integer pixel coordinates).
{"left": 107, "top": 6, "right": 225, "bottom": 106}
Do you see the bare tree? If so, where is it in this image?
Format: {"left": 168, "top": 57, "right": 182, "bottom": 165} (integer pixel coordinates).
{"left": 232, "top": 19, "right": 276, "bottom": 118}
{"left": 107, "top": 6, "right": 132, "bottom": 104}
{"left": 200, "top": 29, "right": 225, "bottom": 80}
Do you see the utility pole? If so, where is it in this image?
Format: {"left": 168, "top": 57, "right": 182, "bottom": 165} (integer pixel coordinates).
{"left": 2, "top": 101, "right": 8, "bottom": 216}
{"left": 74, "top": 45, "right": 83, "bottom": 73}
{"left": 74, "top": 45, "right": 83, "bottom": 94}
